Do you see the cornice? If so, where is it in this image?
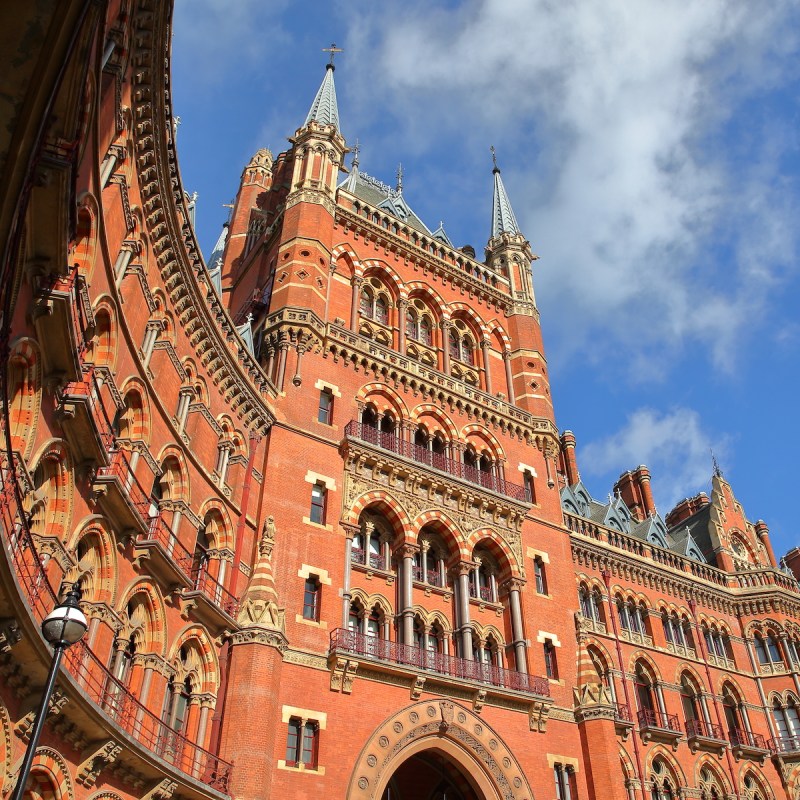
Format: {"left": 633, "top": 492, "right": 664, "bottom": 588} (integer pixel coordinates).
{"left": 571, "top": 533, "right": 800, "bottom": 619}
{"left": 326, "top": 322, "right": 559, "bottom": 451}
{"left": 128, "top": 1, "right": 275, "bottom": 437}
{"left": 335, "top": 205, "right": 512, "bottom": 314}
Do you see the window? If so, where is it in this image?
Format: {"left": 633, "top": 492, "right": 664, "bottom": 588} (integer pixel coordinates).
{"left": 554, "top": 764, "right": 573, "bottom": 800}
{"left": 534, "top": 557, "right": 547, "bottom": 595}
{"left": 524, "top": 470, "right": 537, "bottom": 504}
{"left": 285, "top": 717, "right": 319, "bottom": 768}
{"left": 302, "top": 576, "right": 321, "bottom": 621}
{"left": 310, "top": 482, "right": 327, "bottom": 525}
{"left": 317, "top": 388, "right": 333, "bottom": 424}
{"left": 543, "top": 639, "right": 558, "bottom": 679}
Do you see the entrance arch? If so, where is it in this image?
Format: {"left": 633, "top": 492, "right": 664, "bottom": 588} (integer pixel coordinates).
{"left": 347, "top": 699, "right": 533, "bottom": 800}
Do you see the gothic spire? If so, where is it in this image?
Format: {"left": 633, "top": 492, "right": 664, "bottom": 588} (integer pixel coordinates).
{"left": 304, "top": 49, "right": 341, "bottom": 130}
{"left": 490, "top": 146, "right": 521, "bottom": 238}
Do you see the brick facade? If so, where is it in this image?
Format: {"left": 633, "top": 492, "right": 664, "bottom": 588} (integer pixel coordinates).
{"left": 0, "top": 3, "right": 799, "bottom": 800}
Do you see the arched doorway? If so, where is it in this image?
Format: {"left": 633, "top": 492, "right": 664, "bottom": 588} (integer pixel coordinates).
{"left": 347, "top": 699, "right": 533, "bottom": 800}
{"left": 382, "top": 749, "right": 482, "bottom": 799}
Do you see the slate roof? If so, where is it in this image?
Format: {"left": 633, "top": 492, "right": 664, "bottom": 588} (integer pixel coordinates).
{"left": 304, "top": 64, "right": 340, "bottom": 129}
{"left": 491, "top": 166, "right": 521, "bottom": 238}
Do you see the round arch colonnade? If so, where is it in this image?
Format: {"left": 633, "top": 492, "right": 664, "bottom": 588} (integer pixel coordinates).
{"left": 346, "top": 700, "right": 532, "bottom": 800}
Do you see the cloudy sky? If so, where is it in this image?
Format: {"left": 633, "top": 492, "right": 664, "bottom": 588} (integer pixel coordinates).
{"left": 171, "top": 0, "right": 800, "bottom": 558}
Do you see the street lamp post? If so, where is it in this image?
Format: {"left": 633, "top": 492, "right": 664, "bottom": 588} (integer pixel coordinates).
{"left": 10, "top": 583, "right": 88, "bottom": 800}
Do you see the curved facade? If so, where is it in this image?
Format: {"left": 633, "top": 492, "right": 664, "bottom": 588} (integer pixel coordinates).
{"left": 1, "top": 4, "right": 799, "bottom": 800}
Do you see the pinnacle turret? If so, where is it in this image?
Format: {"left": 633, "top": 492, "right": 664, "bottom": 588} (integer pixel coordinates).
{"left": 490, "top": 147, "right": 521, "bottom": 239}
{"left": 304, "top": 62, "right": 340, "bottom": 130}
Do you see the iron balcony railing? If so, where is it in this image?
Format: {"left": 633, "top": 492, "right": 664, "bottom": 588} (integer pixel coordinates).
{"left": 0, "top": 463, "right": 232, "bottom": 792}
{"left": 769, "top": 734, "right": 800, "bottom": 755}
{"left": 637, "top": 708, "right": 681, "bottom": 732}
{"left": 190, "top": 565, "right": 239, "bottom": 617}
{"left": 351, "top": 547, "right": 386, "bottom": 571}
{"left": 330, "top": 628, "right": 550, "bottom": 697}
{"left": 686, "top": 718, "right": 724, "bottom": 740}
{"left": 730, "top": 728, "right": 768, "bottom": 751}
{"left": 614, "top": 703, "right": 633, "bottom": 723}
{"left": 345, "top": 421, "right": 530, "bottom": 502}
{"left": 411, "top": 565, "right": 445, "bottom": 588}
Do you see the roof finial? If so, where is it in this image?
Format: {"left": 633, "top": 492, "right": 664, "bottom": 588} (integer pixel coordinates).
{"left": 711, "top": 451, "right": 723, "bottom": 478}
{"left": 322, "top": 42, "right": 343, "bottom": 70}
{"left": 352, "top": 138, "right": 360, "bottom": 169}
{"left": 396, "top": 162, "right": 403, "bottom": 193}
{"left": 490, "top": 145, "right": 500, "bottom": 174}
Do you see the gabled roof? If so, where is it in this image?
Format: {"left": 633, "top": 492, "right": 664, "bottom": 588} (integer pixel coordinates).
{"left": 490, "top": 164, "right": 521, "bottom": 238}
{"left": 431, "top": 222, "right": 453, "bottom": 247}
{"left": 304, "top": 64, "right": 340, "bottom": 129}
{"left": 339, "top": 168, "right": 431, "bottom": 235}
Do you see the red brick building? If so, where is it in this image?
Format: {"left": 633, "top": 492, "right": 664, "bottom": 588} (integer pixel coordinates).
{"left": 1, "top": 4, "right": 799, "bottom": 800}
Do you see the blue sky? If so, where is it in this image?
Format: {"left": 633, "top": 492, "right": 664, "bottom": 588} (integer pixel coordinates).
{"left": 171, "top": 0, "right": 800, "bottom": 560}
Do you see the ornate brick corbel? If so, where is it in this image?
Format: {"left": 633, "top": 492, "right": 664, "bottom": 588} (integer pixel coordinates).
{"left": 141, "top": 778, "right": 178, "bottom": 800}
{"left": 76, "top": 739, "right": 123, "bottom": 786}
{"left": 329, "top": 656, "right": 348, "bottom": 691}
{"left": 473, "top": 688, "right": 487, "bottom": 713}
{"left": 410, "top": 675, "right": 425, "bottom": 700}
{"left": 15, "top": 689, "right": 69, "bottom": 742}
{"left": 342, "top": 660, "right": 359, "bottom": 694}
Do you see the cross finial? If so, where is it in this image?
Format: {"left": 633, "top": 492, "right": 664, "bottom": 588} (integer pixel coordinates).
{"left": 352, "top": 138, "right": 360, "bottom": 169}
{"left": 396, "top": 162, "right": 403, "bottom": 192}
{"left": 322, "top": 43, "right": 343, "bottom": 68}
{"left": 490, "top": 145, "right": 499, "bottom": 174}
{"left": 711, "top": 451, "right": 723, "bottom": 478}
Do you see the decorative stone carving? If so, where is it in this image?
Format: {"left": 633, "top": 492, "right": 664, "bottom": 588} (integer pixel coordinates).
{"left": 76, "top": 739, "right": 123, "bottom": 786}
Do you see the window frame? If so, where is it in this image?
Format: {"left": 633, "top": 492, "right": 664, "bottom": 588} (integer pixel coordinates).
{"left": 285, "top": 717, "right": 320, "bottom": 769}
{"left": 310, "top": 482, "right": 327, "bottom": 525}
{"left": 302, "top": 576, "right": 321, "bottom": 622}
{"left": 317, "top": 388, "right": 333, "bottom": 425}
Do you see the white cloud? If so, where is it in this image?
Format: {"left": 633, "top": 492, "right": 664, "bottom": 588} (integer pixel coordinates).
{"left": 344, "top": 0, "right": 800, "bottom": 377}
{"left": 579, "top": 407, "right": 728, "bottom": 511}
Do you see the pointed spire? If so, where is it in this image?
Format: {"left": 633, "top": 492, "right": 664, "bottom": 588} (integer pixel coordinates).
{"left": 490, "top": 146, "right": 521, "bottom": 238}
{"left": 236, "top": 515, "right": 286, "bottom": 633}
{"left": 304, "top": 47, "right": 341, "bottom": 129}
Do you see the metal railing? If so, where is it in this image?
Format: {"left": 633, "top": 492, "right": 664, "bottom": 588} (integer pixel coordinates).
{"left": 345, "top": 421, "right": 530, "bottom": 502}
{"left": 0, "top": 459, "right": 233, "bottom": 790}
{"left": 412, "top": 565, "right": 445, "bottom": 588}
{"left": 351, "top": 547, "right": 386, "bottom": 571}
{"left": 95, "top": 448, "right": 151, "bottom": 522}
{"left": 138, "top": 515, "right": 195, "bottom": 576}
{"left": 469, "top": 585, "right": 493, "bottom": 602}
{"left": 330, "top": 628, "right": 549, "bottom": 697}
{"left": 686, "top": 718, "right": 724, "bottom": 740}
{"left": 730, "top": 728, "right": 767, "bottom": 750}
{"left": 191, "top": 566, "right": 239, "bottom": 617}
{"left": 637, "top": 708, "right": 681, "bottom": 732}
{"left": 614, "top": 703, "right": 633, "bottom": 723}
{"left": 769, "top": 734, "right": 800, "bottom": 755}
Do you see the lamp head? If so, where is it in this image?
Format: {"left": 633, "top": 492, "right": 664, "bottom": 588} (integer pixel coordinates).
{"left": 41, "top": 583, "right": 88, "bottom": 647}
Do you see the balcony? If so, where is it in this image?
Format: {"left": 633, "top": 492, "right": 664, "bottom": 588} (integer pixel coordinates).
{"left": 330, "top": 628, "right": 550, "bottom": 699}
{"left": 469, "top": 585, "right": 494, "bottom": 603}
{"left": 344, "top": 421, "right": 530, "bottom": 503}
{"left": 614, "top": 703, "right": 635, "bottom": 738}
{"left": 351, "top": 547, "right": 387, "bottom": 572}
{"left": 686, "top": 719, "right": 726, "bottom": 752}
{"left": 411, "top": 565, "right": 446, "bottom": 589}
{"left": 637, "top": 709, "right": 682, "bottom": 744}
{"left": 56, "top": 377, "right": 114, "bottom": 467}
{"left": 182, "top": 566, "right": 239, "bottom": 634}
{"left": 769, "top": 735, "right": 800, "bottom": 760}
{"left": 730, "top": 728, "right": 769, "bottom": 761}
{"left": 134, "top": 516, "right": 194, "bottom": 591}
{"left": 92, "top": 449, "right": 151, "bottom": 535}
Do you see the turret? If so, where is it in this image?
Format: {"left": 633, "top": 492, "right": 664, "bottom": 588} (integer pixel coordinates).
{"left": 484, "top": 150, "right": 552, "bottom": 420}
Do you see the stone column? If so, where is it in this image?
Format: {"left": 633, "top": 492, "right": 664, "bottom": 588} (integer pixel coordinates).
{"left": 176, "top": 387, "right": 193, "bottom": 433}
{"left": 341, "top": 523, "right": 358, "bottom": 626}
{"left": 456, "top": 564, "right": 473, "bottom": 657}
{"left": 397, "top": 298, "right": 408, "bottom": 353}
{"left": 350, "top": 276, "right": 363, "bottom": 331}
{"left": 440, "top": 320, "right": 452, "bottom": 374}
{"left": 276, "top": 336, "right": 290, "bottom": 391}
{"left": 401, "top": 544, "right": 417, "bottom": 645}
{"left": 507, "top": 578, "right": 528, "bottom": 673}
{"left": 420, "top": 540, "right": 430, "bottom": 585}
{"left": 503, "top": 349, "right": 515, "bottom": 403}
{"left": 481, "top": 338, "right": 493, "bottom": 394}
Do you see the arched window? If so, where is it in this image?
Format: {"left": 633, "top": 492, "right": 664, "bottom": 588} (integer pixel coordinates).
{"left": 448, "top": 329, "right": 475, "bottom": 365}
{"left": 680, "top": 674, "right": 705, "bottom": 735}
{"left": 352, "top": 518, "right": 385, "bottom": 570}
{"left": 772, "top": 696, "right": 800, "bottom": 745}
{"left": 722, "top": 685, "right": 750, "bottom": 745}
{"left": 360, "top": 285, "right": 390, "bottom": 324}
{"left": 649, "top": 759, "right": 676, "bottom": 800}
{"left": 635, "top": 664, "right": 656, "bottom": 715}
{"left": 766, "top": 632, "right": 783, "bottom": 664}
{"left": 699, "top": 767, "right": 724, "bottom": 800}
